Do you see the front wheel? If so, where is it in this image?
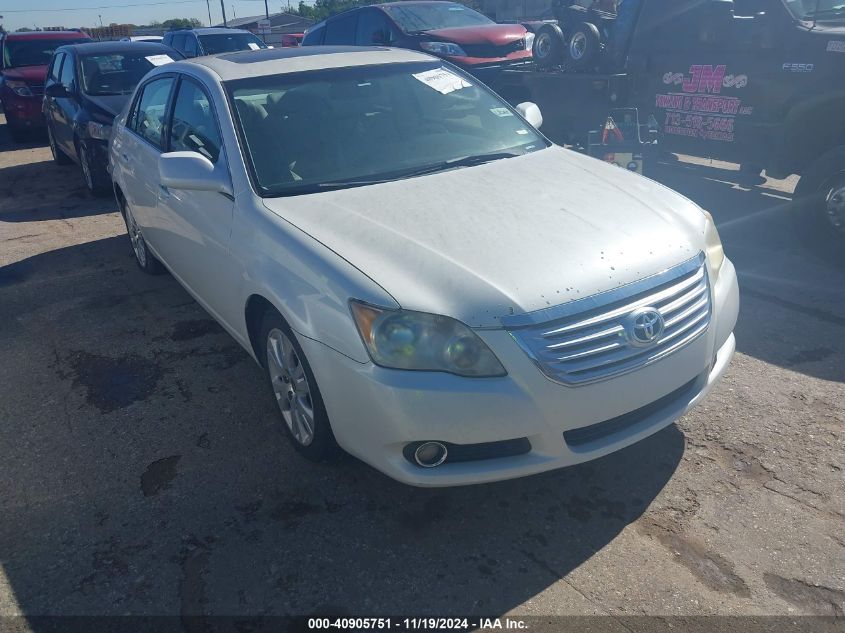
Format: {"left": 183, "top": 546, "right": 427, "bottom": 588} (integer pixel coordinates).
{"left": 792, "top": 147, "right": 845, "bottom": 265}
{"left": 80, "top": 142, "right": 111, "bottom": 196}
{"left": 261, "top": 311, "right": 340, "bottom": 462}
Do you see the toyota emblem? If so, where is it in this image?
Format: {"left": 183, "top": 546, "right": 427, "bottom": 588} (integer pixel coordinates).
{"left": 625, "top": 307, "right": 665, "bottom": 347}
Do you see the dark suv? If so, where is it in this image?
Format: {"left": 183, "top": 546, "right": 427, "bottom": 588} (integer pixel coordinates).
{"left": 43, "top": 41, "right": 182, "bottom": 194}
{"left": 1, "top": 29, "right": 91, "bottom": 140}
{"left": 162, "top": 27, "right": 268, "bottom": 58}
{"left": 302, "top": 1, "right": 532, "bottom": 81}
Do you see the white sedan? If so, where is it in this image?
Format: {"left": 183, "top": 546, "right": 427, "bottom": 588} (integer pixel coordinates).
{"left": 109, "top": 46, "right": 739, "bottom": 487}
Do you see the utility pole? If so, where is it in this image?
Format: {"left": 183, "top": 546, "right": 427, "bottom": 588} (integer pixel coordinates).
{"left": 265, "top": 0, "right": 270, "bottom": 18}
{"left": 220, "top": 0, "right": 227, "bottom": 26}
{"left": 206, "top": 0, "right": 213, "bottom": 25}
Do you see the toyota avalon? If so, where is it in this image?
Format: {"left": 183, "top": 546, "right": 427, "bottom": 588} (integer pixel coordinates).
{"left": 109, "top": 46, "right": 739, "bottom": 487}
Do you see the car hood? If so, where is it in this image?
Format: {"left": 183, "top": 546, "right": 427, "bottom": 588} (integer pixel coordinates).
{"left": 1, "top": 65, "right": 47, "bottom": 83}
{"left": 84, "top": 93, "right": 131, "bottom": 117}
{"left": 422, "top": 23, "right": 526, "bottom": 45}
{"left": 262, "top": 147, "right": 708, "bottom": 328}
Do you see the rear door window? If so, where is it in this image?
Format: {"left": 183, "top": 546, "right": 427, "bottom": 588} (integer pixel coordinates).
{"left": 132, "top": 76, "right": 176, "bottom": 149}
{"left": 184, "top": 34, "right": 199, "bottom": 57}
{"left": 170, "top": 33, "right": 187, "bottom": 54}
{"left": 324, "top": 14, "right": 358, "bottom": 44}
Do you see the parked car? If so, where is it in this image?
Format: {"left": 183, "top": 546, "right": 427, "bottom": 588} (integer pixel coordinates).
{"left": 162, "top": 27, "right": 268, "bottom": 58}
{"left": 280, "top": 33, "right": 304, "bottom": 47}
{"left": 0, "top": 29, "right": 91, "bottom": 141}
{"left": 120, "top": 36, "right": 165, "bottom": 43}
{"left": 43, "top": 41, "right": 182, "bottom": 195}
{"left": 110, "top": 46, "right": 738, "bottom": 487}
{"left": 302, "top": 1, "right": 532, "bottom": 82}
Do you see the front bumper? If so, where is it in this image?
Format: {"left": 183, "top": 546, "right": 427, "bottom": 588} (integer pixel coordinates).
{"left": 2, "top": 93, "right": 45, "bottom": 128}
{"left": 301, "top": 258, "right": 739, "bottom": 487}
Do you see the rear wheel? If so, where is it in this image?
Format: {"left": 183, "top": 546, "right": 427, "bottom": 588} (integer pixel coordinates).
{"left": 120, "top": 196, "right": 166, "bottom": 275}
{"left": 567, "top": 22, "right": 601, "bottom": 69}
{"left": 261, "top": 311, "right": 340, "bottom": 462}
{"left": 48, "top": 125, "right": 72, "bottom": 165}
{"left": 792, "top": 146, "right": 845, "bottom": 265}
{"left": 533, "top": 23, "right": 565, "bottom": 68}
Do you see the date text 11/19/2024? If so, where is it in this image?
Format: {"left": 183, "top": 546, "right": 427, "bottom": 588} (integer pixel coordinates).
{"left": 307, "top": 618, "right": 528, "bottom": 630}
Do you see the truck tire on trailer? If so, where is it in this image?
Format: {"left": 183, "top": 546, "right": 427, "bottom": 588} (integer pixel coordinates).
{"left": 567, "top": 22, "right": 601, "bottom": 69}
{"left": 533, "top": 23, "right": 566, "bottom": 68}
{"left": 792, "top": 146, "right": 845, "bottom": 264}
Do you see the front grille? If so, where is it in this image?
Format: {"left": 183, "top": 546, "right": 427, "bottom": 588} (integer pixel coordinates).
{"left": 461, "top": 39, "right": 525, "bottom": 58}
{"left": 504, "top": 254, "right": 711, "bottom": 386}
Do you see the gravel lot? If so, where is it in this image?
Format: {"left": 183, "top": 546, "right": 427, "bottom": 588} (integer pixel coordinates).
{"left": 0, "top": 114, "right": 843, "bottom": 626}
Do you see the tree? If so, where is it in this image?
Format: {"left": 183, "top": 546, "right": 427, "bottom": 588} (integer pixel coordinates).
{"left": 16, "top": 26, "right": 34, "bottom": 32}
{"left": 160, "top": 17, "right": 202, "bottom": 29}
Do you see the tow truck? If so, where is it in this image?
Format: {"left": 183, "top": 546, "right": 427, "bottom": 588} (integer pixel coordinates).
{"left": 492, "top": 0, "right": 845, "bottom": 257}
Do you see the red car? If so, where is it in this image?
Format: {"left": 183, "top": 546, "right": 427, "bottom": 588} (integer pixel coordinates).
{"left": 1, "top": 29, "right": 91, "bottom": 141}
{"left": 302, "top": 1, "right": 532, "bottom": 83}
{"left": 280, "top": 32, "right": 304, "bottom": 47}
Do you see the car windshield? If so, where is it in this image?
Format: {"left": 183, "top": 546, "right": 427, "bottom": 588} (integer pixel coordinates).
{"left": 784, "top": 0, "right": 845, "bottom": 20}
{"left": 80, "top": 52, "right": 178, "bottom": 95}
{"left": 2, "top": 38, "right": 90, "bottom": 69}
{"left": 227, "top": 61, "right": 547, "bottom": 197}
{"left": 198, "top": 33, "right": 267, "bottom": 54}
{"left": 383, "top": 3, "right": 494, "bottom": 31}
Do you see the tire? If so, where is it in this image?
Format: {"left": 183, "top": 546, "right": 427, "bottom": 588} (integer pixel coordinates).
{"left": 791, "top": 146, "right": 845, "bottom": 265}
{"left": 533, "top": 23, "right": 565, "bottom": 68}
{"left": 47, "top": 125, "right": 72, "bottom": 165}
{"left": 260, "top": 310, "right": 340, "bottom": 462}
{"left": 119, "top": 195, "right": 166, "bottom": 275}
{"left": 567, "top": 22, "right": 601, "bottom": 69}
{"left": 79, "top": 142, "right": 111, "bottom": 196}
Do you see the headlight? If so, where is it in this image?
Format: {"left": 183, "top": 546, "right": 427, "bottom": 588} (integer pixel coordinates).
{"left": 350, "top": 301, "right": 507, "bottom": 377}
{"left": 87, "top": 121, "right": 113, "bottom": 141}
{"left": 5, "top": 79, "right": 33, "bottom": 97}
{"left": 524, "top": 32, "right": 536, "bottom": 52}
{"left": 420, "top": 41, "right": 468, "bottom": 57}
{"left": 703, "top": 210, "right": 725, "bottom": 279}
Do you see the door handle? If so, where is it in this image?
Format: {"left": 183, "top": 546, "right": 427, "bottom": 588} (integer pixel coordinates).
{"left": 159, "top": 184, "right": 170, "bottom": 198}
{"left": 121, "top": 153, "right": 130, "bottom": 162}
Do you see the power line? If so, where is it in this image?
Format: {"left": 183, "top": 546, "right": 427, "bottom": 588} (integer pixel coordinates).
{"left": 0, "top": 0, "right": 203, "bottom": 12}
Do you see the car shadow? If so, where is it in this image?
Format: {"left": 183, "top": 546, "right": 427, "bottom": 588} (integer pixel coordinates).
{"left": 650, "top": 157, "right": 845, "bottom": 385}
{"left": 0, "top": 235, "right": 685, "bottom": 621}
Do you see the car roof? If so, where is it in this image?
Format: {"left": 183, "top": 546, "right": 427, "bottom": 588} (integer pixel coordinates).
{"left": 3, "top": 30, "right": 89, "bottom": 40}
{"left": 58, "top": 41, "right": 178, "bottom": 55}
{"left": 168, "top": 27, "right": 253, "bottom": 35}
{"left": 186, "top": 45, "right": 434, "bottom": 81}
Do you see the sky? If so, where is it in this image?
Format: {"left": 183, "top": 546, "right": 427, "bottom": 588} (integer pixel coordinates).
{"left": 0, "top": 0, "right": 307, "bottom": 32}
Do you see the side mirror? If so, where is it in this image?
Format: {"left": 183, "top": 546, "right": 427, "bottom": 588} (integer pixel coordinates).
{"left": 159, "top": 151, "right": 232, "bottom": 196}
{"left": 516, "top": 101, "right": 543, "bottom": 129}
{"left": 45, "top": 83, "right": 70, "bottom": 98}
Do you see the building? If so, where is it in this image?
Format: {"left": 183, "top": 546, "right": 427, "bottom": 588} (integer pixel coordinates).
{"left": 214, "top": 11, "right": 314, "bottom": 45}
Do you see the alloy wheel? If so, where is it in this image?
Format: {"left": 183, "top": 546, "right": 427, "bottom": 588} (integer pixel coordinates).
{"left": 266, "top": 328, "right": 315, "bottom": 446}
{"left": 570, "top": 32, "right": 587, "bottom": 60}
{"left": 124, "top": 204, "right": 148, "bottom": 267}
{"left": 824, "top": 182, "right": 845, "bottom": 235}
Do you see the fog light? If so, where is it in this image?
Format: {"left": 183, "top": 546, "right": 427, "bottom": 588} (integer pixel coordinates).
{"left": 414, "top": 442, "right": 448, "bottom": 468}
